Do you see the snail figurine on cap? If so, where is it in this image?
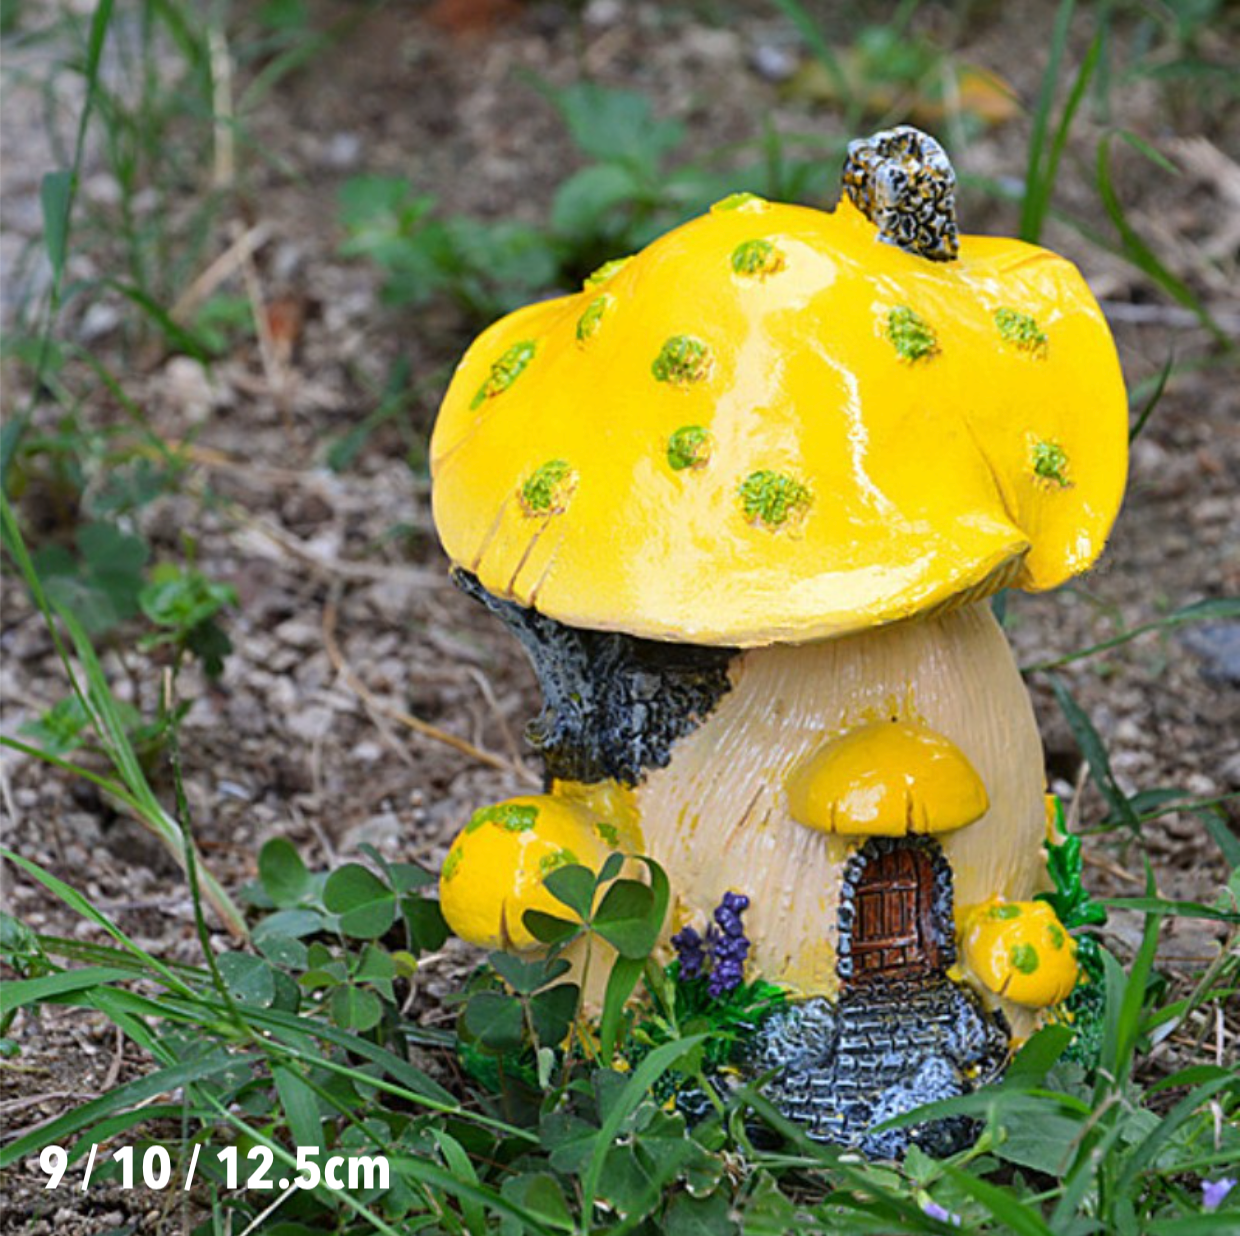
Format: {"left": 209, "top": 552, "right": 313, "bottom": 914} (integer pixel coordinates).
{"left": 430, "top": 126, "right": 1127, "bottom": 1156}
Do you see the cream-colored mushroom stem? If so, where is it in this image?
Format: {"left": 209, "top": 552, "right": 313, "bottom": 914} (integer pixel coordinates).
{"left": 630, "top": 600, "right": 1047, "bottom": 1004}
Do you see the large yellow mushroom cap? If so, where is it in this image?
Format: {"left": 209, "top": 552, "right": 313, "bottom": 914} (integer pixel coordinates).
{"left": 439, "top": 796, "right": 613, "bottom": 951}
{"left": 432, "top": 178, "right": 1127, "bottom": 647}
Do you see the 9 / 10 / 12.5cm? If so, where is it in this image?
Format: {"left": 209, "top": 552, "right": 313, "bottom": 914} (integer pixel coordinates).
{"left": 39, "top": 1142, "right": 390, "bottom": 1192}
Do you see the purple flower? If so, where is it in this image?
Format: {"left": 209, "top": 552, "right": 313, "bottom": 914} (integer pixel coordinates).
{"left": 921, "top": 1200, "right": 961, "bottom": 1227}
{"left": 671, "top": 925, "right": 705, "bottom": 980}
{"left": 1203, "top": 1178, "right": 1235, "bottom": 1212}
{"left": 706, "top": 890, "right": 750, "bottom": 997}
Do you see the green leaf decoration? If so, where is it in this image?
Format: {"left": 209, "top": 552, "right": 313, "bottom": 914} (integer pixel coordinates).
{"left": 463, "top": 989, "right": 525, "bottom": 1052}
{"left": 541, "top": 864, "right": 596, "bottom": 920}
{"left": 471, "top": 340, "right": 537, "bottom": 410}
{"left": 886, "top": 305, "right": 938, "bottom": 361}
{"left": 217, "top": 952, "right": 277, "bottom": 1007}
{"left": 667, "top": 425, "right": 713, "bottom": 472}
{"left": 652, "top": 335, "right": 711, "bottom": 385}
{"left": 258, "top": 837, "right": 312, "bottom": 908}
{"left": 593, "top": 879, "right": 658, "bottom": 959}
{"left": 522, "top": 910, "right": 582, "bottom": 947}
{"left": 664, "top": 1189, "right": 736, "bottom": 1236}
{"left": 323, "top": 863, "right": 398, "bottom": 940}
{"left": 530, "top": 984, "right": 579, "bottom": 1045}
{"left": 738, "top": 470, "right": 812, "bottom": 529}
{"left": 403, "top": 895, "right": 450, "bottom": 953}
{"left": 328, "top": 984, "right": 383, "bottom": 1032}
{"left": 488, "top": 952, "right": 570, "bottom": 996}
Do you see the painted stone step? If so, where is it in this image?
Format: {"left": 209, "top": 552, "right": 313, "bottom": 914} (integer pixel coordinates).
{"left": 746, "top": 977, "right": 1009, "bottom": 1158}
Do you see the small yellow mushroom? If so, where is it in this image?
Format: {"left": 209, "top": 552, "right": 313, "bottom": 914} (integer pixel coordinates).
{"left": 438, "top": 795, "right": 612, "bottom": 951}
{"left": 787, "top": 720, "right": 989, "bottom": 837}
{"left": 960, "top": 897, "right": 1078, "bottom": 1008}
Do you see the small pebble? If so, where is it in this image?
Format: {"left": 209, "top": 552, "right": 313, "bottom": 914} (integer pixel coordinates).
{"left": 1180, "top": 623, "right": 1240, "bottom": 686}
{"left": 750, "top": 43, "right": 798, "bottom": 82}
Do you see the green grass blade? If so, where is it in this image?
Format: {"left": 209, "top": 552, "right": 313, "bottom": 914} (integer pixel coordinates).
{"left": 581, "top": 1034, "right": 711, "bottom": 1219}
{"left": 1020, "top": 0, "right": 1076, "bottom": 242}
{"left": 1129, "top": 354, "right": 1175, "bottom": 443}
{"left": 1025, "top": 21, "right": 1102, "bottom": 244}
{"left": 1115, "top": 1074, "right": 1237, "bottom": 1193}
{"left": 388, "top": 1153, "right": 558, "bottom": 1236}
{"left": 942, "top": 1164, "right": 1055, "bottom": 1235}
{"left": 273, "top": 1064, "right": 325, "bottom": 1155}
{"left": 1102, "top": 897, "right": 1238, "bottom": 924}
{"left": 0, "top": 966, "right": 134, "bottom": 1019}
{"left": 99, "top": 277, "right": 213, "bottom": 360}
{"left": 599, "top": 955, "right": 644, "bottom": 1064}
{"left": 1046, "top": 673, "right": 1139, "bottom": 829}
{"left": 0, "top": 735, "right": 147, "bottom": 815}
{"left": 4, "top": 0, "right": 117, "bottom": 483}
{"left": 429, "top": 1130, "right": 487, "bottom": 1236}
{"left": 192, "top": 1087, "right": 411, "bottom": 1236}
{"left": 39, "top": 169, "right": 74, "bottom": 279}
{"left": 1100, "top": 885, "right": 1162, "bottom": 1093}
{"left": 767, "top": 0, "right": 850, "bottom": 107}
{"left": 0, "top": 1049, "right": 259, "bottom": 1169}
{"left": 1023, "top": 597, "right": 1240, "bottom": 672}
{"left": 1198, "top": 807, "right": 1240, "bottom": 867}
{"left": 55, "top": 605, "right": 247, "bottom": 936}
{"left": 1051, "top": 1110, "right": 1131, "bottom": 1229}
{"left": 1096, "top": 133, "right": 1231, "bottom": 348}
{"left": 1145, "top": 1219, "right": 1240, "bottom": 1235}
{"left": 1, "top": 847, "right": 195, "bottom": 998}
{"left": 0, "top": 492, "right": 244, "bottom": 936}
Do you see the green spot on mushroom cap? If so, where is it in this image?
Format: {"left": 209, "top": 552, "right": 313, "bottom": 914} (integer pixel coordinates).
{"left": 887, "top": 306, "right": 938, "bottom": 362}
{"left": 731, "top": 238, "right": 785, "bottom": 277}
{"left": 1032, "top": 440, "right": 1071, "bottom": 487}
{"left": 738, "top": 470, "right": 812, "bottom": 530}
{"left": 441, "top": 848, "right": 463, "bottom": 881}
{"left": 520, "top": 459, "right": 578, "bottom": 516}
{"left": 468, "top": 803, "right": 540, "bottom": 833}
{"left": 539, "top": 847, "right": 580, "bottom": 877}
{"left": 576, "top": 294, "right": 613, "bottom": 344}
{"left": 1047, "top": 922, "right": 1066, "bottom": 950}
{"left": 711, "top": 191, "right": 769, "bottom": 213}
{"left": 1010, "top": 942, "right": 1040, "bottom": 975}
{"left": 471, "top": 340, "right": 536, "bottom": 410}
{"left": 585, "top": 257, "right": 631, "bottom": 287}
{"left": 996, "top": 308, "right": 1048, "bottom": 355}
{"left": 667, "top": 425, "right": 713, "bottom": 472}
{"left": 653, "top": 336, "right": 712, "bottom": 386}
{"left": 989, "top": 904, "right": 1023, "bottom": 920}
{"left": 594, "top": 820, "right": 620, "bottom": 847}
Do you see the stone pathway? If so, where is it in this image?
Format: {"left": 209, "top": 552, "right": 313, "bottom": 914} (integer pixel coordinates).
{"left": 748, "top": 978, "right": 1009, "bottom": 1158}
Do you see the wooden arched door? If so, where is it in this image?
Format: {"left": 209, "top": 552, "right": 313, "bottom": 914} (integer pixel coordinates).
{"left": 841, "top": 838, "right": 950, "bottom": 988}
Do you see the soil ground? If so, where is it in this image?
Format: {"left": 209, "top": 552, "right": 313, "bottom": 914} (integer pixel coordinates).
{"left": 1, "top": 1, "right": 1237, "bottom": 1231}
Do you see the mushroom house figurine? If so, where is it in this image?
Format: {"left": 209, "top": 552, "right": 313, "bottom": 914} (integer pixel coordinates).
{"left": 430, "top": 127, "right": 1128, "bottom": 1156}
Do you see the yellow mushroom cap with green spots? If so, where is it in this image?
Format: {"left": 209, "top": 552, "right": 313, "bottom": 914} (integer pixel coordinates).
{"left": 787, "top": 720, "right": 989, "bottom": 837}
{"left": 439, "top": 795, "right": 613, "bottom": 951}
{"left": 431, "top": 144, "right": 1126, "bottom": 647}
{"left": 960, "top": 897, "right": 1079, "bottom": 1008}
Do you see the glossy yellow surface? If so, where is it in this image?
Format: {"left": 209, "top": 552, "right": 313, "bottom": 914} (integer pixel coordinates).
{"left": 438, "top": 795, "right": 611, "bottom": 951}
{"left": 551, "top": 777, "right": 644, "bottom": 854}
{"left": 432, "top": 195, "right": 1127, "bottom": 646}
{"left": 960, "top": 897, "right": 1078, "bottom": 1008}
{"left": 786, "top": 720, "right": 989, "bottom": 836}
